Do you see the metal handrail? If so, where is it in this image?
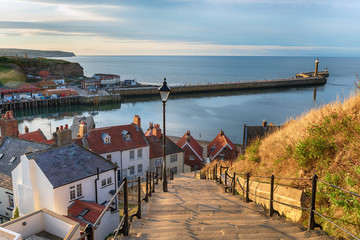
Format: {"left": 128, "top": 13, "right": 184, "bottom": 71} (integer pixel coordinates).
{"left": 76, "top": 232, "right": 89, "bottom": 240}
{"left": 314, "top": 210, "right": 360, "bottom": 240}
{"left": 93, "top": 180, "right": 125, "bottom": 229}
{"left": 318, "top": 179, "right": 360, "bottom": 198}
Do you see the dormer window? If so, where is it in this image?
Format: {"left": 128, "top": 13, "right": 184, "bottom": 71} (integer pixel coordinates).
{"left": 122, "top": 130, "right": 131, "bottom": 141}
{"left": 102, "top": 133, "right": 111, "bottom": 144}
{"left": 211, "top": 145, "right": 216, "bottom": 152}
{"left": 0, "top": 153, "right": 3, "bottom": 159}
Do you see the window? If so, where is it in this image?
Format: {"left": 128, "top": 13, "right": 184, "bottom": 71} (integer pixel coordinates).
{"left": 102, "top": 133, "right": 111, "bottom": 144}
{"left": 137, "top": 164, "right": 142, "bottom": 173}
{"left": 70, "top": 186, "right": 76, "bottom": 200}
{"left": 129, "top": 166, "right": 135, "bottom": 175}
{"left": 8, "top": 194, "right": 14, "bottom": 209}
{"left": 170, "top": 154, "right": 177, "bottom": 163}
{"left": 137, "top": 149, "right": 142, "bottom": 158}
{"left": 106, "top": 154, "right": 112, "bottom": 161}
{"left": 102, "top": 179, "right": 106, "bottom": 186}
{"left": 219, "top": 154, "right": 225, "bottom": 160}
{"left": 189, "top": 155, "right": 195, "bottom": 160}
{"left": 107, "top": 177, "right": 112, "bottom": 185}
{"left": 125, "top": 134, "right": 131, "bottom": 141}
{"left": 155, "top": 159, "right": 162, "bottom": 167}
{"left": 76, "top": 184, "right": 82, "bottom": 198}
{"left": 130, "top": 150, "right": 135, "bottom": 160}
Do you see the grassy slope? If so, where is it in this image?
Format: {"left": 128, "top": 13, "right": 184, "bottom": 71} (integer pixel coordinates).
{"left": 0, "top": 66, "right": 25, "bottom": 85}
{"left": 204, "top": 94, "right": 360, "bottom": 238}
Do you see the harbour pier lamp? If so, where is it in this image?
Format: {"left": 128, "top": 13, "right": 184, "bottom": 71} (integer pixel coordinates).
{"left": 158, "top": 77, "right": 171, "bottom": 192}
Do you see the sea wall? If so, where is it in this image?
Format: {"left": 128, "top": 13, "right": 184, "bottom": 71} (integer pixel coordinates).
{"left": 113, "top": 77, "right": 326, "bottom": 98}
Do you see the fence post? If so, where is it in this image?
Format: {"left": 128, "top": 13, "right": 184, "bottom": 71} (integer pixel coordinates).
{"left": 232, "top": 172, "right": 236, "bottom": 195}
{"left": 149, "top": 171, "right": 152, "bottom": 197}
{"left": 225, "top": 170, "right": 228, "bottom": 191}
{"left": 156, "top": 167, "right": 159, "bottom": 184}
{"left": 122, "top": 177, "right": 129, "bottom": 236}
{"left": 136, "top": 177, "right": 141, "bottom": 219}
{"left": 145, "top": 171, "right": 149, "bottom": 202}
{"left": 160, "top": 164, "right": 163, "bottom": 181}
{"left": 245, "top": 172, "right": 250, "bottom": 202}
{"left": 308, "top": 174, "right": 318, "bottom": 230}
{"left": 85, "top": 224, "right": 94, "bottom": 240}
{"left": 215, "top": 163, "right": 218, "bottom": 182}
{"left": 220, "top": 166, "right": 223, "bottom": 184}
{"left": 269, "top": 175, "right": 275, "bottom": 216}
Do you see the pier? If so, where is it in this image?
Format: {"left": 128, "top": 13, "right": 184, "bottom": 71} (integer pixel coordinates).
{"left": 112, "top": 76, "right": 327, "bottom": 98}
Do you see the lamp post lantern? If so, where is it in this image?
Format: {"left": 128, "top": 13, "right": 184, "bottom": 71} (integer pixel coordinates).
{"left": 158, "top": 77, "right": 171, "bottom": 192}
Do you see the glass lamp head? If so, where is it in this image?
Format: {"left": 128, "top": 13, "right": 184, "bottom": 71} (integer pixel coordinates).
{"left": 158, "top": 77, "right": 171, "bottom": 102}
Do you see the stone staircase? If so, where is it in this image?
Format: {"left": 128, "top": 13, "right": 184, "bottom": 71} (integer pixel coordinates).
{"left": 121, "top": 173, "right": 331, "bottom": 240}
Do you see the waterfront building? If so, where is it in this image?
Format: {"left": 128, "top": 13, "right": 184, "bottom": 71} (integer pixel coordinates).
{"left": 92, "top": 73, "right": 120, "bottom": 87}
{"left": 207, "top": 129, "right": 238, "bottom": 161}
{"left": 145, "top": 122, "right": 185, "bottom": 174}
{"left": 11, "top": 143, "right": 117, "bottom": 216}
{"left": 75, "top": 116, "right": 150, "bottom": 181}
{"left": 177, "top": 130, "right": 204, "bottom": 171}
{"left": 81, "top": 78, "right": 101, "bottom": 89}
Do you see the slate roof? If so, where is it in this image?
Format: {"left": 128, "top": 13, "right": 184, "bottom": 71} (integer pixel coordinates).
{"left": 67, "top": 200, "right": 105, "bottom": 229}
{"left": 146, "top": 135, "right": 183, "bottom": 159}
{"left": 0, "top": 136, "right": 50, "bottom": 176}
{"left": 243, "top": 124, "right": 281, "bottom": 148}
{"left": 207, "top": 130, "right": 238, "bottom": 160}
{"left": 26, "top": 143, "right": 116, "bottom": 188}
{"left": 18, "top": 129, "right": 47, "bottom": 142}
{"left": 76, "top": 124, "right": 148, "bottom": 154}
{"left": 0, "top": 172, "right": 12, "bottom": 190}
{"left": 177, "top": 131, "right": 203, "bottom": 160}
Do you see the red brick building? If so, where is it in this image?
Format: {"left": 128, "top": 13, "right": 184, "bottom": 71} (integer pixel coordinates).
{"left": 207, "top": 129, "right": 238, "bottom": 162}
{"left": 177, "top": 131, "right": 204, "bottom": 170}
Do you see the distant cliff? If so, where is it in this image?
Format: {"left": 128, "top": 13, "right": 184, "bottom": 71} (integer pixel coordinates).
{"left": 0, "top": 48, "right": 75, "bottom": 58}
{"left": 0, "top": 57, "right": 83, "bottom": 83}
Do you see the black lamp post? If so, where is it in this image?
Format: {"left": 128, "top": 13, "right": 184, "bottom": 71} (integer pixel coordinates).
{"left": 158, "top": 77, "right": 171, "bottom": 192}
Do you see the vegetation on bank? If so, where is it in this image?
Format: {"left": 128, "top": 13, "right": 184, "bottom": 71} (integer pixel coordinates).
{"left": 204, "top": 91, "right": 360, "bottom": 239}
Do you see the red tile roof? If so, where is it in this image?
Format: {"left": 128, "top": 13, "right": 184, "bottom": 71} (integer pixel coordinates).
{"left": 207, "top": 130, "right": 237, "bottom": 160}
{"left": 146, "top": 136, "right": 162, "bottom": 159}
{"left": 18, "top": 129, "right": 47, "bottom": 142}
{"left": 177, "top": 131, "right": 203, "bottom": 160}
{"left": 68, "top": 200, "right": 105, "bottom": 225}
{"left": 77, "top": 124, "right": 148, "bottom": 154}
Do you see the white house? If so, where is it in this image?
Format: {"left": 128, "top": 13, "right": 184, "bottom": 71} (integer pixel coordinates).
{"left": 75, "top": 115, "right": 150, "bottom": 182}
{"left": 12, "top": 143, "right": 118, "bottom": 219}
{"left": 0, "top": 136, "right": 50, "bottom": 223}
{"left": 0, "top": 208, "right": 80, "bottom": 240}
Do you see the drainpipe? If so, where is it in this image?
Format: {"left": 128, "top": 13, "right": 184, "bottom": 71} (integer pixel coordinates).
{"left": 95, "top": 168, "right": 99, "bottom": 203}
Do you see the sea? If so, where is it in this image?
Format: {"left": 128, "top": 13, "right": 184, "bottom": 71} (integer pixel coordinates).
{"left": 13, "top": 56, "right": 360, "bottom": 144}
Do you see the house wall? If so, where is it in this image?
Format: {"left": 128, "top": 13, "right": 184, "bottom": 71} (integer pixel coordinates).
{"left": 0, "top": 211, "right": 44, "bottom": 238}
{"left": 0, "top": 227, "right": 22, "bottom": 240}
{"left": 12, "top": 155, "right": 35, "bottom": 216}
{"left": 43, "top": 212, "right": 80, "bottom": 239}
{"left": 53, "top": 169, "right": 116, "bottom": 215}
{"left": 149, "top": 157, "right": 162, "bottom": 172}
{"left": 0, "top": 187, "right": 12, "bottom": 223}
{"left": 166, "top": 152, "right": 184, "bottom": 174}
{"left": 213, "top": 146, "right": 238, "bottom": 161}
{"left": 182, "top": 145, "right": 204, "bottom": 170}
{"left": 94, "top": 211, "right": 119, "bottom": 240}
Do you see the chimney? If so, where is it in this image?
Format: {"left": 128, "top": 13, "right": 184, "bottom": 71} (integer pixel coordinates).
{"left": 220, "top": 129, "right": 224, "bottom": 136}
{"left": 0, "top": 110, "right": 18, "bottom": 138}
{"left": 133, "top": 115, "right": 141, "bottom": 128}
{"left": 53, "top": 125, "right": 72, "bottom": 146}
{"left": 24, "top": 126, "right": 29, "bottom": 133}
{"left": 153, "top": 124, "right": 162, "bottom": 140}
{"left": 186, "top": 130, "right": 191, "bottom": 142}
{"left": 77, "top": 121, "right": 88, "bottom": 138}
{"left": 262, "top": 120, "right": 268, "bottom": 127}
{"left": 149, "top": 122, "right": 154, "bottom": 130}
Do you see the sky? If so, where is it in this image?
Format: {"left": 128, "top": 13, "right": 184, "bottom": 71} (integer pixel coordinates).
{"left": 0, "top": 0, "right": 360, "bottom": 56}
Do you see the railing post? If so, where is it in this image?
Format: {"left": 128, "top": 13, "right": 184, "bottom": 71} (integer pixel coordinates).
{"left": 156, "top": 167, "right": 159, "bottom": 184}
{"left": 160, "top": 164, "right": 163, "bottom": 181}
{"left": 215, "top": 163, "right": 218, "bottom": 182}
{"left": 308, "top": 174, "right": 318, "bottom": 230}
{"left": 225, "top": 170, "right": 228, "bottom": 191}
{"left": 245, "top": 172, "right": 250, "bottom": 202}
{"left": 136, "top": 177, "right": 141, "bottom": 219}
{"left": 269, "top": 175, "right": 275, "bottom": 216}
{"left": 149, "top": 171, "right": 152, "bottom": 197}
{"left": 145, "top": 171, "right": 149, "bottom": 202}
{"left": 122, "top": 177, "right": 129, "bottom": 236}
{"left": 152, "top": 172, "right": 155, "bottom": 193}
{"left": 85, "top": 224, "right": 94, "bottom": 240}
{"left": 220, "top": 166, "right": 223, "bottom": 184}
{"left": 232, "top": 172, "right": 236, "bottom": 195}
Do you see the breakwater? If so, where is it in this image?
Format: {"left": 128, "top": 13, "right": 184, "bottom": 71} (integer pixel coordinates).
{"left": 112, "top": 76, "right": 327, "bottom": 98}
{"left": 0, "top": 94, "right": 120, "bottom": 111}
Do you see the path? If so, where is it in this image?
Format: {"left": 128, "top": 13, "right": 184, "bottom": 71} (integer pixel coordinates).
{"left": 124, "top": 173, "right": 331, "bottom": 240}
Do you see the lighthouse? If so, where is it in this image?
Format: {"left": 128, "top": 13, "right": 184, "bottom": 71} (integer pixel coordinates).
{"left": 314, "top": 58, "right": 319, "bottom": 77}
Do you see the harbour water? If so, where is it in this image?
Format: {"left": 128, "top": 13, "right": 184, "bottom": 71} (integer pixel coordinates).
{"left": 13, "top": 56, "right": 360, "bottom": 144}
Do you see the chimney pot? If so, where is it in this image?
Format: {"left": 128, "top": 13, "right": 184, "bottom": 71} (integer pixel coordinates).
{"left": 220, "top": 129, "right": 224, "bottom": 136}
{"left": 56, "top": 127, "right": 59, "bottom": 132}
{"left": 65, "top": 124, "right": 68, "bottom": 129}
{"left": 60, "top": 125, "right": 63, "bottom": 131}
{"left": 24, "top": 126, "right": 29, "bottom": 133}
{"left": 263, "top": 120, "right": 268, "bottom": 127}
